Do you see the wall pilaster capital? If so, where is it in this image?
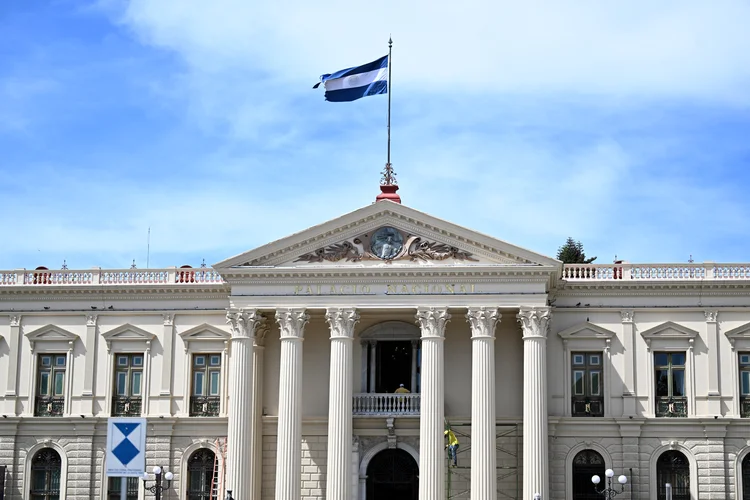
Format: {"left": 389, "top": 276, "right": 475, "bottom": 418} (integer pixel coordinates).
{"left": 704, "top": 310, "right": 718, "bottom": 323}
{"left": 254, "top": 321, "right": 270, "bottom": 347}
{"left": 325, "top": 308, "right": 360, "bottom": 339}
{"left": 10, "top": 314, "right": 21, "bottom": 327}
{"left": 620, "top": 310, "right": 635, "bottom": 323}
{"left": 162, "top": 313, "right": 174, "bottom": 326}
{"left": 226, "top": 308, "right": 265, "bottom": 339}
{"left": 86, "top": 314, "right": 98, "bottom": 327}
{"left": 275, "top": 308, "right": 309, "bottom": 339}
{"left": 415, "top": 306, "right": 451, "bottom": 339}
{"left": 517, "top": 306, "right": 551, "bottom": 339}
{"left": 466, "top": 307, "right": 501, "bottom": 338}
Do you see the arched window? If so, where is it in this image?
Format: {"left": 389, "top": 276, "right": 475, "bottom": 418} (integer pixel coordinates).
{"left": 572, "top": 449, "right": 605, "bottom": 500}
{"left": 742, "top": 453, "right": 750, "bottom": 500}
{"left": 187, "top": 449, "right": 217, "bottom": 500}
{"left": 657, "top": 450, "right": 690, "bottom": 500}
{"left": 30, "top": 448, "right": 61, "bottom": 500}
{"left": 366, "top": 448, "right": 418, "bottom": 500}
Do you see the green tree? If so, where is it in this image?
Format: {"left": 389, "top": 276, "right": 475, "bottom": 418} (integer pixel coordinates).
{"left": 556, "top": 237, "right": 597, "bottom": 264}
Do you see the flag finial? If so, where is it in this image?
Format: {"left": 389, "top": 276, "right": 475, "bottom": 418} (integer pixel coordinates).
{"left": 376, "top": 162, "right": 401, "bottom": 203}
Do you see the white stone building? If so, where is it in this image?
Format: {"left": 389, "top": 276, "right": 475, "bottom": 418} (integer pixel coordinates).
{"left": 1, "top": 196, "right": 750, "bottom": 500}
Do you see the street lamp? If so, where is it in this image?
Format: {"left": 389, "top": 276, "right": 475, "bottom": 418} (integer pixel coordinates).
{"left": 592, "top": 468, "right": 627, "bottom": 499}
{"left": 142, "top": 466, "right": 173, "bottom": 500}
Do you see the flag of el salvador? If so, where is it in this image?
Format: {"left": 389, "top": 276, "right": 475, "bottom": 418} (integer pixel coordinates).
{"left": 313, "top": 55, "right": 388, "bottom": 102}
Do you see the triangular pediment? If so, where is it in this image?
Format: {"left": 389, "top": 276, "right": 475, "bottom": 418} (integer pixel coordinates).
{"left": 214, "top": 201, "right": 560, "bottom": 270}
{"left": 101, "top": 324, "right": 156, "bottom": 343}
{"left": 725, "top": 322, "right": 750, "bottom": 349}
{"left": 558, "top": 322, "right": 615, "bottom": 340}
{"left": 179, "top": 324, "right": 231, "bottom": 342}
{"left": 640, "top": 321, "right": 698, "bottom": 340}
{"left": 25, "top": 325, "right": 79, "bottom": 343}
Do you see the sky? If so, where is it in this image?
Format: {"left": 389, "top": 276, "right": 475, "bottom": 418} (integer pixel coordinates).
{"left": 1, "top": 0, "right": 750, "bottom": 270}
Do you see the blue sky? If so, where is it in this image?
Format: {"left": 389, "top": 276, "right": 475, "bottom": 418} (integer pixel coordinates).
{"left": 2, "top": 0, "right": 750, "bottom": 270}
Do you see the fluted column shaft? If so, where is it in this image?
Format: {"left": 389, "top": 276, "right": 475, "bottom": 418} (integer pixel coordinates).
{"left": 250, "top": 325, "right": 269, "bottom": 500}
{"left": 416, "top": 307, "right": 451, "bottom": 500}
{"left": 325, "top": 308, "right": 360, "bottom": 500}
{"left": 275, "top": 309, "right": 310, "bottom": 500}
{"left": 468, "top": 307, "right": 501, "bottom": 500}
{"left": 226, "top": 309, "right": 264, "bottom": 497}
{"left": 517, "top": 307, "right": 551, "bottom": 500}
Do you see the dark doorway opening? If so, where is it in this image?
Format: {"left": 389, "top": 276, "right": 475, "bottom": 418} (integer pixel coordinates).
{"left": 366, "top": 448, "right": 418, "bottom": 500}
{"left": 376, "top": 341, "right": 412, "bottom": 393}
{"left": 572, "top": 449, "right": 605, "bottom": 500}
{"left": 743, "top": 453, "right": 750, "bottom": 500}
{"left": 657, "top": 450, "right": 690, "bottom": 500}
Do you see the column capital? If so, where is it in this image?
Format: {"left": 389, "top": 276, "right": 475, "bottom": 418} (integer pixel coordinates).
{"left": 275, "top": 308, "right": 309, "bottom": 339}
{"left": 466, "top": 307, "right": 501, "bottom": 338}
{"left": 704, "top": 309, "right": 718, "bottom": 323}
{"left": 85, "top": 314, "right": 98, "bottom": 327}
{"left": 227, "top": 309, "right": 265, "bottom": 339}
{"left": 415, "top": 307, "right": 451, "bottom": 338}
{"left": 620, "top": 310, "right": 635, "bottom": 323}
{"left": 254, "top": 321, "right": 271, "bottom": 347}
{"left": 325, "top": 308, "right": 360, "bottom": 339}
{"left": 517, "top": 307, "right": 551, "bottom": 339}
{"left": 9, "top": 314, "right": 21, "bottom": 327}
{"left": 163, "top": 313, "right": 174, "bottom": 326}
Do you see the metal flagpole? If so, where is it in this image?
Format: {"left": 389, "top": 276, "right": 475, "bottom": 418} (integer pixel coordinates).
{"left": 387, "top": 36, "right": 393, "bottom": 170}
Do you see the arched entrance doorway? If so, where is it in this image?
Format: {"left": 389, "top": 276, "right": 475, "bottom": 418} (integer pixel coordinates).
{"left": 742, "top": 453, "right": 750, "bottom": 500}
{"left": 657, "top": 450, "right": 690, "bottom": 500}
{"left": 572, "top": 449, "right": 605, "bottom": 500}
{"left": 366, "top": 448, "right": 418, "bottom": 500}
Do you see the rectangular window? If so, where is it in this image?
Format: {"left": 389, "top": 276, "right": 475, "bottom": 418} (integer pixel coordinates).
{"left": 570, "top": 352, "right": 604, "bottom": 417}
{"left": 740, "top": 352, "right": 750, "bottom": 418}
{"left": 655, "top": 352, "right": 688, "bottom": 417}
{"left": 112, "top": 353, "right": 144, "bottom": 417}
{"left": 107, "top": 477, "right": 139, "bottom": 500}
{"left": 35, "top": 354, "right": 66, "bottom": 416}
{"left": 190, "top": 353, "right": 222, "bottom": 417}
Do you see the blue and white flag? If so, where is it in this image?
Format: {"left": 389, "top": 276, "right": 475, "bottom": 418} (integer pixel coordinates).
{"left": 313, "top": 55, "right": 388, "bottom": 102}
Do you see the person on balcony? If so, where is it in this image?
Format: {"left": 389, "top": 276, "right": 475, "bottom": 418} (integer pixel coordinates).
{"left": 394, "top": 384, "right": 410, "bottom": 393}
{"left": 445, "top": 429, "right": 459, "bottom": 467}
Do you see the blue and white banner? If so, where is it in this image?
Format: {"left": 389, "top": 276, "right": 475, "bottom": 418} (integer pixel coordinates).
{"left": 313, "top": 55, "right": 388, "bottom": 102}
{"left": 106, "top": 417, "right": 147, "bottom": 477}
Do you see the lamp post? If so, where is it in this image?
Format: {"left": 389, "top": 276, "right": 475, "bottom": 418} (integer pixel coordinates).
{"left": 142, "top": 466, "right": 173, "bottom": 500}
{"left": 591, "top": 468, "right": 627, "bottom": 499}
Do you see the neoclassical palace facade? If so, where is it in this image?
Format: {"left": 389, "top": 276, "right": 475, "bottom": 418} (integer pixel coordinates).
{"left": 1, "top": 199, "right": 750, "bottom": 500}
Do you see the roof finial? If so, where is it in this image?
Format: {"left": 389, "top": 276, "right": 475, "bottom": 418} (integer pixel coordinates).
{"left": 376, "top": 163, "right": 401, "bottom": 203}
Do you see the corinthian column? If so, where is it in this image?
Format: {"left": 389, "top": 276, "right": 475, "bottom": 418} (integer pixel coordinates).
{"left": 415, "top": 307, "right": 451, "bottom": 500}
{"left": 467, "top": 307, "right": 501, "bottom": 500}
{"left": 325, "top": 308, "right": 360, "bottom": 500}
{"left": 517, "top": 307, "right": 551, "bottom": 500}
{"left": 274, "top": 308, "right": 310, "bottom": 500}
{"left": 250, "top": 322, "right": 269, "bottom": 500}
{"left": 226, "top": 309, "right": 264, "bottom": 497}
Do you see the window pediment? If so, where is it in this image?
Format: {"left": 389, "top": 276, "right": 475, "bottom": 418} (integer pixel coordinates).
{"left": 101, "top": 323, "right": 156, "bottom": 351}
{"left": 24, "top": 324, "right": 79, "bottom": 351}
{"left": 725, "top": 322, "right": 750, "bottom": 351}
{"left": 558, "top": 322, "right": 615, "bottom": 340}
{"left": 179, "top": 323, "right": 230, "bottom": 351}
{"left": 640, "top": 321, "right": 698, "bottom": 350}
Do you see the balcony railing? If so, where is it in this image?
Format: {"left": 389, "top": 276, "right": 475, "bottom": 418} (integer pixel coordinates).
{"left": 563, "top": 263, "right": 750, "bottom": 281}
{"left": 112, "top": 396, "right": 142, "bottom": 417}
{"left": 35, "top": 396, "right": 64, "bottom": 416}
{"left": 353, "top": 393, "right": 420, "bottom": 416}
{"left": 571, "top": 397, "right": 603, "bottom": 417}
{"left": 0, "top": 268, "right": 225, "bottom": 286}
{"left": 656, "top": 397, "right": 688, "bottom": 417}
{"left": 741, "top": 397, "right": 750, "bottom": 418}
{"left": 190, "top": 396, "right": 221, "bottom": 417}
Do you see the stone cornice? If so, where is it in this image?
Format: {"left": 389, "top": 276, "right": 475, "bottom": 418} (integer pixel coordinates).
{"left": 557, "top": 280, "right": 750, "bottom": 296}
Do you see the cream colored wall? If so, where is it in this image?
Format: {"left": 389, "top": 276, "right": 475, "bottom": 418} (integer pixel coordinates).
{"left": 496, "top": 319, "right": 524, "bottom": 417}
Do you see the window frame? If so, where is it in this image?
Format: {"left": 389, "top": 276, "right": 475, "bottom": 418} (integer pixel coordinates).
{"left": 557, "top": 321, "right": 614, "bottom": 418}
{"left": 726, "top": 322, "right": 750, "bottom": 418}
{"left": 22, "top": 443, "right": 68, "bottom": 500}
{"left": 24, "top": 325, "right": 79, "bottom": 418}
{"left": 101, "top": 324, "right": 156, "bottom": 416}
{"left": 189, "top": 353, "right": 223, "bottom": 417}
{"left": 178, "top": 324, "right": 231, "bottom": 417}
{"left": 111, "top": 353, "right": 145, "bottom": 417}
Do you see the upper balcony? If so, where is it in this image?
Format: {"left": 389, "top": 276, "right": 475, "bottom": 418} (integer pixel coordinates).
{"left": 0, "top": 267, "right": 225, "bottom": 287}
{"left": 562, "top": 263, "right": 750, "bottom": 281}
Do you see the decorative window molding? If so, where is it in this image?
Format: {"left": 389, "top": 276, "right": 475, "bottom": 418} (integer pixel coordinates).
{"left": 640, "top": 322, "right": 698, "bottom": 417}
{"left": 564, "top": 443, "right": 613, "bottom": 500}
{"left": 23, "top": 325, "right": 79, "bottom": 417}
{"left": 725, "top": 322, "right": 750, "bottom": 417}
{"left": 23, "top": 441, "right": 68, "bottom": 500}
{"left": 736, "top": 445, "right": 750, "bottom": 500}
{"left": 180, "top": 441, "right": 224, "bottom": 500}
{"left": 359, "top": 321, "right": 420, "bottom": 340}
{"left": 178, "top": 324, "right": 230, "bottom": 417}
{"left": 557, "top": 322, "right": 614, "bottom": 417}
{"left": 359, "top": 321, "right": 421, "bottom": 394}
{"left": 649, "top": 443, "right": 698, "bottom": 500}
{"left": 100, "top": 324, "right": 156, "bottom": 416}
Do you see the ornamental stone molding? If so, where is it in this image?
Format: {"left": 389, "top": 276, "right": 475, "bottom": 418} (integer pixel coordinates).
{"left": 226, "top": 309, "right": 265, "bottom": 339}
{"left": 163, "top": 313, "right": 174, "bottom": 326}
{"left": 620, "top": 310, "right": 634, "bottom": 323}
{"left": 10, "top": 315, "right": 21, "bottom": 327}
{"left": 415, "top": 307, "right": 451, "bottom": 338}
{"left": 325, "top": 308, "right": 360, "bottom": 339}
{"left": 275, "top": 308, "right": 310, "bottom": 339}
{"left": 517, "top": 307, "right": 551, "bottom": 338}
{"left": 704, "top": 310, "right": 718, "bottom": 323}
{"left": 86, "top": 314, "right": 98, "bottom": 327}
{"left": 466, "top": 307, "right": 501, "bottom": 338}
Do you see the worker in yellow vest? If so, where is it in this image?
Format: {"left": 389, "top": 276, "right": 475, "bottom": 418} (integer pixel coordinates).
{"left": 444, "top": 429, "right": 459, "bottom": 467}
{"left": 394, "top": 384, "right": 410, "bottom": 393}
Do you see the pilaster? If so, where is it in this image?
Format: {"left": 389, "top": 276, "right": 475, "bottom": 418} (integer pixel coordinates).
{"left": 621, "top": 310, "right": 637, "bottom": 417}
{"left": 415, "top": 306, "right": 451, "bottom": 500}
{"left": 467, "top": 307, "right": 500, "bottom": 500}
{"left": 274, "top": 308, "right": 310, "bottom": 500}
{"left": 5, "top": 315, "right": 21, "bottom": 414}
{"left": 704, "top": 310, "right": 721, "bottom": 414}
{"left": 82, "top": 314, "right": 98, "bottom": 407}
{"left": 325, "top": 308, "right": 360, "bottom": 500}
{"left": 160, "top": 313, "right": 175, "bottom": 414}
{"left": 517, "top": 306, "right": 551, "bottom": 500}
{"left": 225, "top": 308, "right": 263, "bottom": 498}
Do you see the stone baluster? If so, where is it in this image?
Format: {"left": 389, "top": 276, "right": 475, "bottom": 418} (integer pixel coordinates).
{"left": 467, "top": 307, "right": 501, "bottom": 500}
{"left": 274, "top": 308, "right": 310, "bottom": 500}
{"left": 415, "top": 307, "right": 451, "bottom": 500}
{"left": 517, "top": 306, "right": 551, "bottom": 500}
{"left": 325, "top": 308, "right": 360, "bottom": 500}
{"left": 225, "top": 309, "right": 264, "bottom": 497}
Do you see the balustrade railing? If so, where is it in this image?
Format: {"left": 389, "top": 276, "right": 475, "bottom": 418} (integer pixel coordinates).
{"left": 741, "top": 397, "right": 750, "bottom": 418}
{"left": 563, "top": 263, "right": 750, "bottom": 281}
{"left": 353, "top": 393, "right": 420, "bottom": 416}
{"left": 34, "top": 396, "right": 65, "bottom": 417}
{"left": 111, "top": 396, "right": 143, "bottom": 417}
{"left": 0, "top": 267, "right": 226, "bottom": 286}
{"left": 190, "top": 396, "right": 221, "bottom": 417}
{"left": 655, "top": 396, "right": 688, "bottom": 417}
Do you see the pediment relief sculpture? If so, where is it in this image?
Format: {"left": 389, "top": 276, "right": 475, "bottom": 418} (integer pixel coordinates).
{"left": 293, "top": 226, "right": 478, "bottom": 264}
